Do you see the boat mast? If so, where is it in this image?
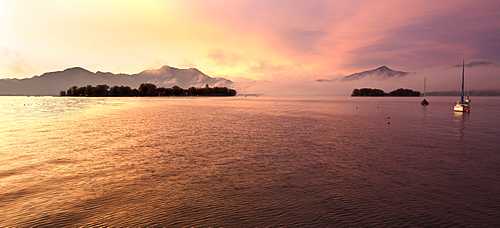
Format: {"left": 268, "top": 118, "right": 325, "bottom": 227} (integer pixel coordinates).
{"left": 424, "top": 68, "right": 427, "bottom": 99}
{"left": 423, "top": 77, "right": 426, "bottom": 98}
{"left": 467, "top": 81, "right": 470, "bottom": 100}
{"left": 461, "top": 61, "right": 465, "bottom": 103}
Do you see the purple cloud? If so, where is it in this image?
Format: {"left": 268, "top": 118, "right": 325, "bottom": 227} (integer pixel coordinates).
{"left": 454, "top": 61, "right": 500, "bottom": 68}
{"left": 343, "top": 2, "right": 500, "bottom": 71}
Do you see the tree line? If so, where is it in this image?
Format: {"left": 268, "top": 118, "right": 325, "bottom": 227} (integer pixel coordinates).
{"left": 351, "top": 88, "right": 421, "bottom": 97}
{"left": 60, "top": 83, "right": 237, "bottom": 97}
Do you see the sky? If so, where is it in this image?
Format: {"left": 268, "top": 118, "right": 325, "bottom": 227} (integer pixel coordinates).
{"left": 0, "top": 0, "right": 499, "bottom": 95}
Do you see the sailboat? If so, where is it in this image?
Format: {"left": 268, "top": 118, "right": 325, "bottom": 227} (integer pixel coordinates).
{"left": 453, "top": 61, "right": 470, "bottom": 112}
{"left": 421, "top": 70, "right": 429, "bottom": 105}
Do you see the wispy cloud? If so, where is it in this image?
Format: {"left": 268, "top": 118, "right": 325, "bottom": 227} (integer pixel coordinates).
{"left": 279, "top": 29, "right": 327, "bottom": 54}
{"left": 454, "top": 61, "right": 500, "bottom": 68}
{"left": 0, "top": 47, "right": 32, "bottom": 78}
{"left": 207, "top": 49, "right": 245, "bottom": 68}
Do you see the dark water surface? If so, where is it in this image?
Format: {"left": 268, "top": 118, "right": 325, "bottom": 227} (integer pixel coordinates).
{"left": 1, "top": 96, "right": 499, "bottom": 227}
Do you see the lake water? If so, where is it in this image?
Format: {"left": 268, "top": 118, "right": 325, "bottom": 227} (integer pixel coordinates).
{"left": 1, "top": 96, "right": 499, "bottom": 227}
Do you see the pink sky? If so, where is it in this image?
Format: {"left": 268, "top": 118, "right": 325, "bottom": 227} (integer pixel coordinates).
{"left": 0, "top": 0, "right": 498, "bottom": 93}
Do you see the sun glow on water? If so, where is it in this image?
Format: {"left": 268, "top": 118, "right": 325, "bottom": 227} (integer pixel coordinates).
{"left": 1, "top": 96, "right": 499, "bottom": 226}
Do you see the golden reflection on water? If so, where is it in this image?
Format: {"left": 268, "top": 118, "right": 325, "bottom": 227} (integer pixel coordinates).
{"left": 453, "top": 111, "right": 469, "bottom": 139}
{"left": 1, "top": 96, "right": 499, "bottom": 227}
{"left": 0, "top": 98, "right": 160, "bottom": 226}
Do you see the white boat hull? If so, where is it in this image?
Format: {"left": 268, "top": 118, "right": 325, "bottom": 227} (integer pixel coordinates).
{"left": 454, "top": 103, "right": 470, "bottom": 112}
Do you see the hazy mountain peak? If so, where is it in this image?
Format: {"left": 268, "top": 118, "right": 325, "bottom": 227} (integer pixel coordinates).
{"left": 341, "top": 65, "right": 409, "bottom": 81}
{"left": 376, "top": 65, "right": 390, "bottom": 70}
{"left": 158, "top": 65, "right": 204, "bottom": 74}
{"left": 187, "top": 67, "right": 202, "bottom": 72}
{"left": 141, "top": 65, "right": 203, "bottom": 76}
{"left": 159, "top": 65, "right": 178, "bottom": 70}
{"left": 62, "top": 67, "right": 93, "bottom": 73}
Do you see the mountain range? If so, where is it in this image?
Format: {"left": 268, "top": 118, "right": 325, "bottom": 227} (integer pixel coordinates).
{"left": 0, "top": 66, "right": 233, "bottom": 95}
{"left": 316, "top": 65, "right": 410, "bottom": 82}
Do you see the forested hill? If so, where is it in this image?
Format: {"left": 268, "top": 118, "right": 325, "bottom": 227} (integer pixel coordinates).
{"left": 60, "top": 83, "right": 237, "bottom": 97}
{"left": 351, "top": 88, "right": 420, "bottom": 97}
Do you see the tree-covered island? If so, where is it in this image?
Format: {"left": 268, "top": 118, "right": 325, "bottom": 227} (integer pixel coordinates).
{"left": 351, "top": 88, "right": 421, "bottom": 97}
{"left": 60, "top": 83, "right": 237, "bottom": 97}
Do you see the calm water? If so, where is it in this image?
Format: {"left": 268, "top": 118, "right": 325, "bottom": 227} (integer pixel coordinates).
{"left": 1, "top": 96, "right": 499, "bottom": 227}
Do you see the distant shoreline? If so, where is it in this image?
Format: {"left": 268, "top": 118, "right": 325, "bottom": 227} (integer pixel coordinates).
{"left": 1, "top": 90, "right": 500, "bottom": 97}
{"left": 426, "top": 90, "right": 500, "bottom": 96}
{"left": 351, "top": 88, "right": 500, "bottom": 97}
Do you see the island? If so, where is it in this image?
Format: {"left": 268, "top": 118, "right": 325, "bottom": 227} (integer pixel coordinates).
{"left": 60, "top": 83, "right": 237, "bottom": 97}
{"left": 351, "top": 88, "right": 420, "bottom": 97}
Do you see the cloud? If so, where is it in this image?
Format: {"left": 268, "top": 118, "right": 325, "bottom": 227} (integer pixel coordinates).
{"left": 454, "top": 61, "right": 500, "bottom": 68}
{"left": 178, "top": 59, "right": 196, "bottom": 68}
{"left": 339, "top": 0, "right": 500, "bottom": 71}
{"left": 207, "top": 48, "right": 301, "bottom": 81}
{"left": 0, "top": 47, "right": 32, "bottom": 78}
{"left": 249, "top": 61, "right": 290, "bottom": 76}
{"left": 207, "top": 49, "right": 245, "bottom": 67}
{"left": 279, "top": 29, "right": 327, "bottom": 54}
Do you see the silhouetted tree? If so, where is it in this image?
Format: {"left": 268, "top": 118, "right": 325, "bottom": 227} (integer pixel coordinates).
{"left": 163, "top": 88, "right": 173, "bottom": 96}
{"left": 109, "top": 85, "right": 132, "bottom": 96}
{"left": 109, "top": 86, "right": 119, "bottom": 96}
{"left": 172, "top": 85, "right": 183, "bottom": 96}
{"left": 351, "top": 88, "right": 421, "bottom": 97}
{"left": 228, "top": 88, "right": 237, "bottom": 96}
{"left": 388, "top": 88, "right": 421, "bottom": 96}
{"left": 94, "top": 85, "right": 110, "bottom": 96}
{"left": 62, "top": 83, "right": 237, "bottom": 97}
{"left": 187, "top": 86, "right": 197, "bottom": 96}
{"left": 132, "top": 89, "right": 140, "bottom": 96}
{"left": 351, "top": 88, "right": 387, "bottom": 96}
{"left": 77, "top": 86, "right": 86, "bottom": 96}
{"left": 139, "top": 83, "right": 157, "bottom": 96}
{"left": 85, "top": 85, "right": 94, "bottom": 96}
{"left": 67, "top": 86, "right": 78, "bottom": 96}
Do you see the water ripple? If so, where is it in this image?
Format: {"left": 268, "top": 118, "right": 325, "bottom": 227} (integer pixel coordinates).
{"left": 0, "top": 97, "right": 499, "bottom": 227}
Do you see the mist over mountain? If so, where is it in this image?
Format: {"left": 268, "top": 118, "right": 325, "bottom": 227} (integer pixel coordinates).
{"left": 315, "top": 66, "right": 410, "bottom": 83}
{"left": 0, "top": 66, "right": 233, "bottom": 95}
{"left": 248, "top": 63, "right": 498, "bottom": 96}
{"left": 340, "top": 66, "right": 410, "bottom": 81}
